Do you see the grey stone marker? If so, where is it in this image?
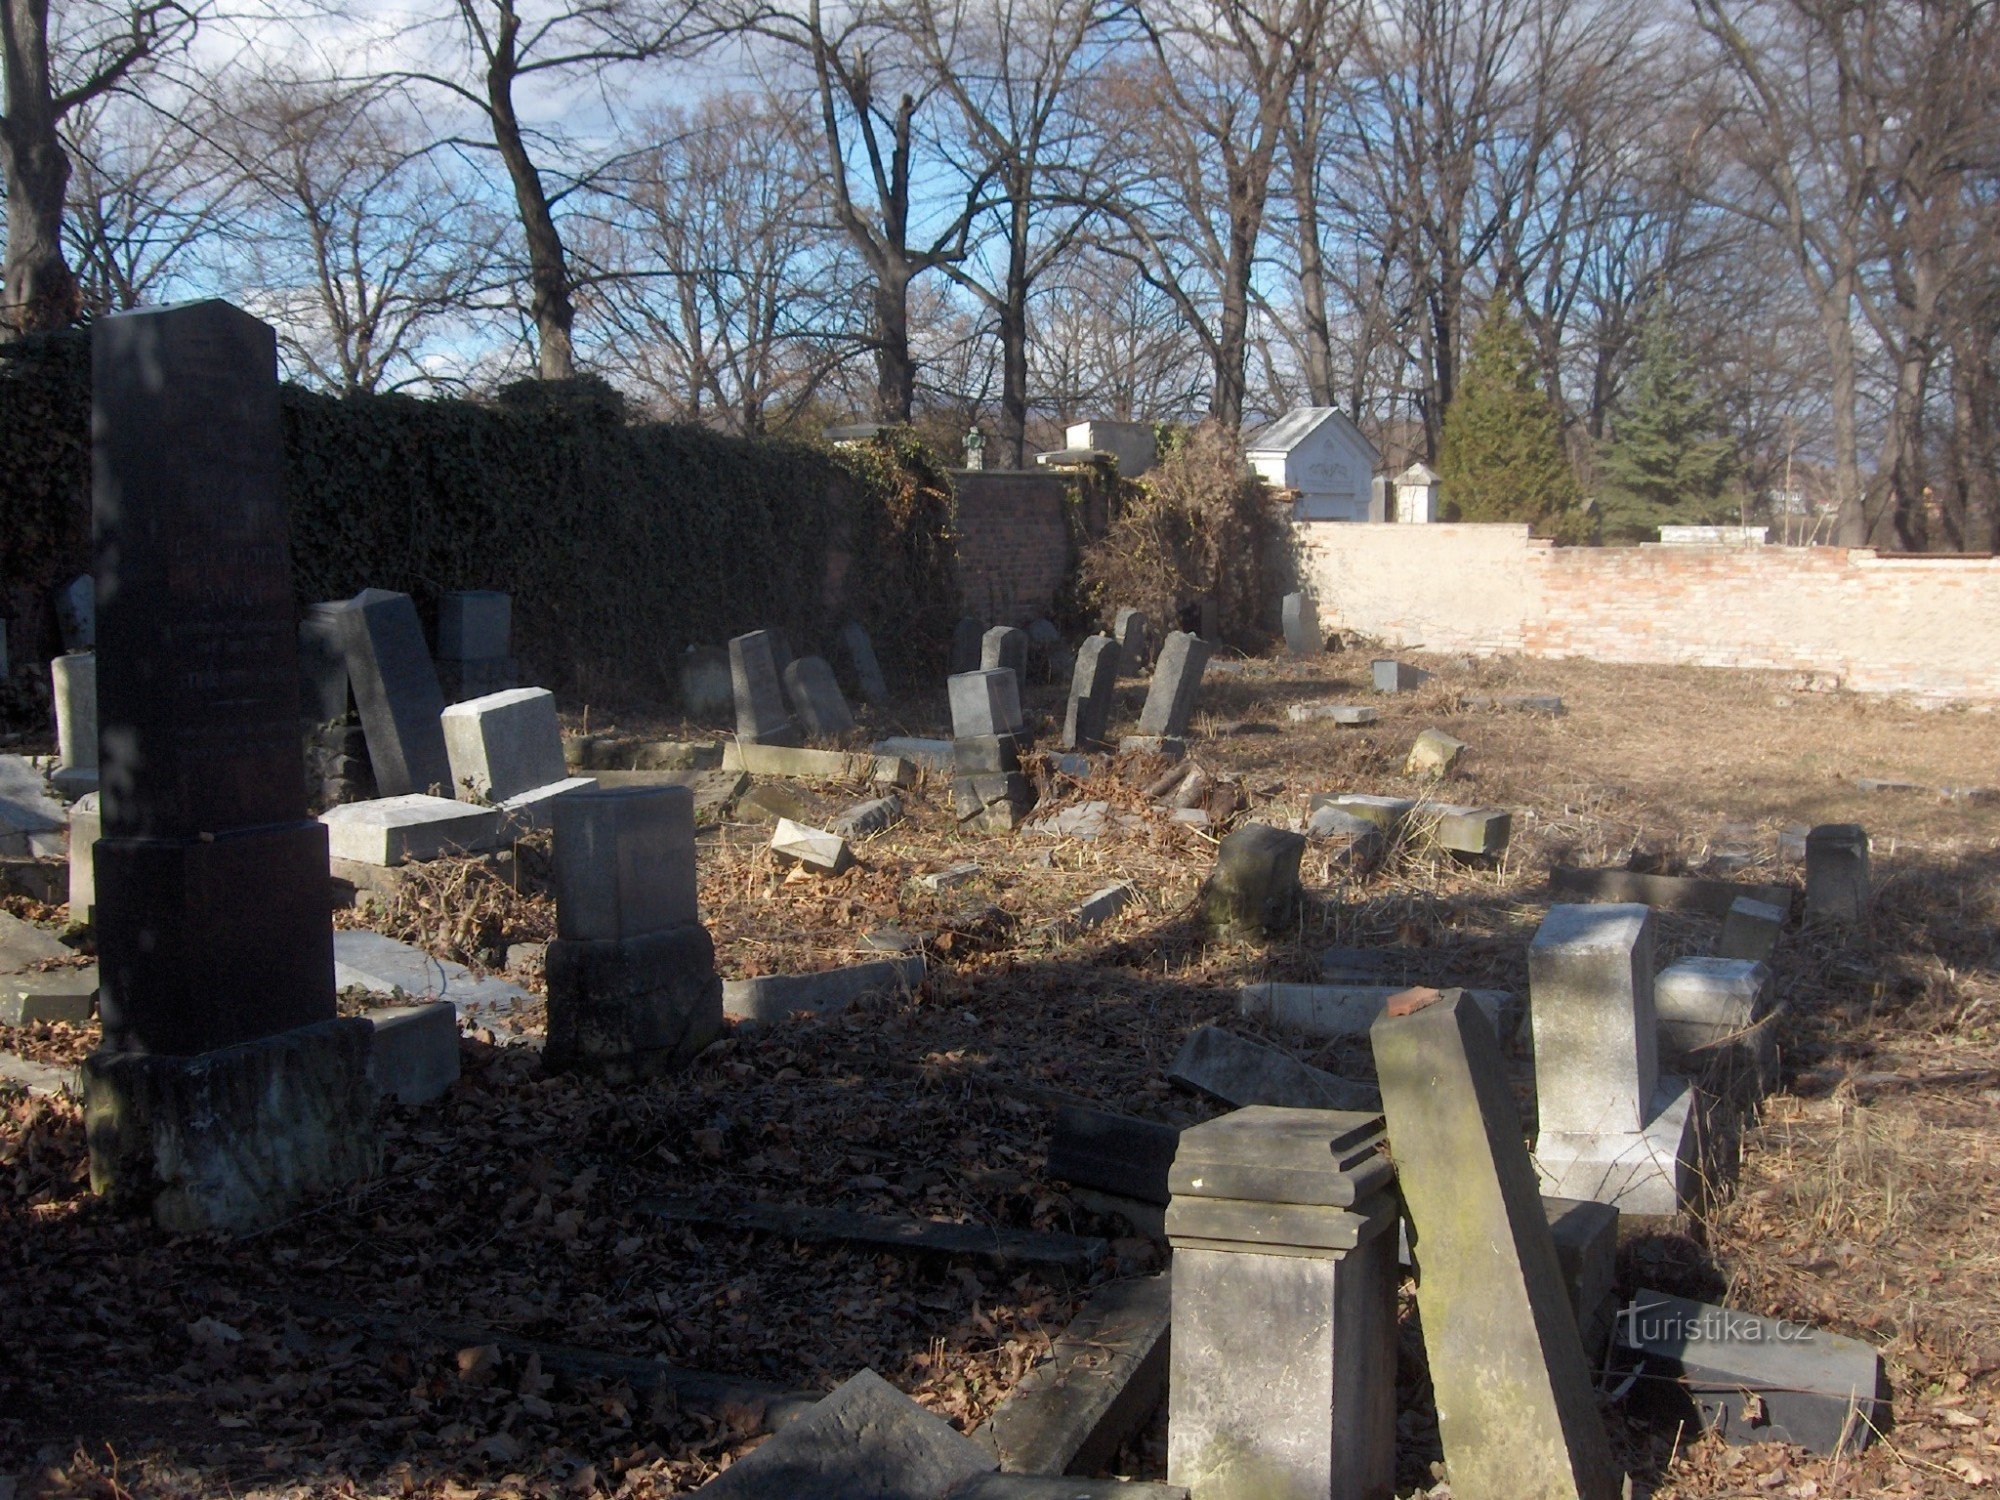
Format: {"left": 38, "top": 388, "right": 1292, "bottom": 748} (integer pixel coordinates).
{"left": 1718, "top": 895, "right": 1785, "bottom": 962}
{"left": 1370, "top": 659, "right": 1429, "bottom": 693}
{"left": 771, "top": 817, "right": 854, "bottom": 875}
{"left": 722, "top": 954, "right": 925, "bottom": 1023}
{"left": 950, "top": 668, "right": 1025, "bottom": 739}
{"left": 1137, "top": 631, "right": 1211, "bottom": 738}
{"left": 1431, "top": 804, "right": 1511, "bottom": 855}
{"left": 782, "top": 655, "right": 856, "bottom": 739}
{"left": 50, "top": 651, "right": 98, "bottom": 799}
{"left": 299, "top": 602, "right": 353, "bottom": 724}
{"left": 680, "top": 644, "right": 734, "bottom": 718}
{"left": 1025, "top": 617, "right": 1069, "bottom": 684}
{"left": 435, "top": 590, "right": 516, "bottom": 700}
{"left": 1528, "top": 904, "right": 1697, "bottom": 1216}
{"left": 1169, "top": 1025, "right": 1378, "bottom": 1112}
{"left": 545, "top": 784, "right": 720, "bottom": 1079}
{"left": 440, "top": 686, "right": 572, "bottom": 801}
{"left": 1046, "top": 1104, "right": 1180, "bottom": 1205}
{"left": 838, "top": 621, "right": 890, "bottom": 705}
{"left": 337, "top": 588, "right": 453, "bottom": 797}
{"left": 1060, "top": 635, "right": 1120, "bottom": 752}
{"left": 981, "top": 625, "right": 1030, "bottom": 680}
{"left": 1656, "top": 956, "right": 1775, "bottom": 1089}
{"left": 1199, "top": 822, "right": 1305, "bottom": 936}
{"left": 1165, "top": 1106, "right": 1399, "bottom": 1500}
{"left": 67, "top": 793, "right": 100, "bottom": 921}
{"left": 1614, "top": 1291, "right": 1888, "bottom": 1456}
{"left": 951, "top": 615, "right": 986, "bottom": 675}
{"left": 57, "top": 573, "right": 95, "bottom": 651}
{"left": 364, "top": 1003, "right": 461, "bottom": 1105}
{"left": 698, "top": 1368, "right": 997, "bottom": 1499}
{"left": 1404, "top": 726, "right": 1465, "bottom": 778}
{"left": 1280, "top": 591, "right": 1320, "bottom": 657}
{"left": 1371, "top": 990, "right": 1625, "bottom": 1500}
{"left": 1114, "top": 608, "right": 1151, "bottom": 674}
{"left": 729, "top": 629, "right": 800, "bottom": 747}
{"left": 1804, "top": 823, "right": 1869, "bottom": 921}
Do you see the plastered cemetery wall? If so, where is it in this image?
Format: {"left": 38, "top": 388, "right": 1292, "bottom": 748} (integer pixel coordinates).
{"left": 1294, "top": 522, "right": 2000, "bottom": 700}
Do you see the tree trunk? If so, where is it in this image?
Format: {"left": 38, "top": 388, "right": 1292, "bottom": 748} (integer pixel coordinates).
{"left": 486, "top": 39, "right": 576, "bottom": 381}
{"left": 1289, "top": 89, "right": 1334, "bottom": 406}
{"left": 0, "top": 0, "right": 79, "bottom": 339}
{"left": 996, "top": 186, "right": 1031, "bottom": 467}
{"left": 872, "top": 258, "right": 914, "bottom": 423}
{"left": 1821, "top": 277, "right": 1865, "bottom": 547}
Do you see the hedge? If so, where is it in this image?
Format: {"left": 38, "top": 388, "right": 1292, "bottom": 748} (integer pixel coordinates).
{"left": 0, "top": 331, "right": 959, "bottom": 699}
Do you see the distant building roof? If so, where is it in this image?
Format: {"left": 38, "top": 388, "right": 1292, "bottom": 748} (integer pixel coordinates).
{"left": 1035, "top": 447, "right": 1107, "bottom": 467}
{"left": 1246, "top": 407, "right": 1366, "bottom": 455}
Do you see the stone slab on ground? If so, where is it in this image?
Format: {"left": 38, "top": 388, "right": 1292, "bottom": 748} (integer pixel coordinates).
{"left": 1168, "top": 1025, "right": 1378, "bottom": 1111}
{"left": 0, "top": 755, "right": 66, "bottom": 858}
{"left": 1285, "top": 702, "right": 1379, "bottom": 724}
{"left": 320, "top": 794, "right": 509, "bottom": 866}
{"left": 723, "top": 955, "right": 925, "bottom": 1023}
{"left": 831, "top": 795, "right": 904, "bottom": 840}
{"left": 1615, "top": 1291, "right": 1888, "bottom": 1455}
{"left": 643, "top": 1199, "right": 1104, "bottom": 1273}
{"left": 364, "top": 1003, "right": 461, "bottom": 1105}
{"left": 1045, "top": 1104, "right": 1180, "bottom": 1205}
{"left": 1718, "top": 895, "right": 1786, "bottom": 962}
{"left": 1550, "top": 866, "right": 1794, "bottom": 920}
{"left": 873, "top": 737, "right": 954, "bottom": 771}
{"left": 1, "top": 966, "right": 97, "bottom": 1025}
{"left": 333, "top": 929, "right": 535, "bottom": 1032}
{"left": 915, "top": 864, "right": 980, "bottom": 893}
{"left": 1461, "top": 692, "right": 1565, "bottom": 714}
{"left": 1070, "top": 882, "right": 1135, "bottom": 931}
{"left": 697, "top": 1367, "right": 997, "bottom": 1499}
{"left": 1239, "top": 981, "right": 1512, "bottom": 1041}
{"left": 1405, "top": 726, "right": 1466, "bottom": 778}
{"left": 1655, "top": 957, "right": 1770, "bottom": 1058}
{"left": 0, "top": 909, "right": 73, "bottom": 972}
{"left": 771, "top": 818, "right": 854, "bottom": 875}
{"left": 1427, "top": 804, "right": 1511, "bottom": 854}
{"left": 0, "top": 1051, "right": 75, "bottom": 1095}
{"left": 1371, "top": 989, "right": 1624, "bottom": 1500}
{"left": 1026, "top": 802, "right": 1108, "bottom": 841}
{"left": 974, "top": 1273, "right": 1170, "bottom": 1477}
{"left": 722, "top": 741, "right": 913, "bottom": 786}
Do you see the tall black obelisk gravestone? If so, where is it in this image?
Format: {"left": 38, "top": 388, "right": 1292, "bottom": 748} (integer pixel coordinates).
{"left": 93, "top": 300, "right": 336, "bottom": 1054}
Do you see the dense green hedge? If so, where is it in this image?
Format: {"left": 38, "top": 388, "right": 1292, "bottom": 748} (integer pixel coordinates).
{"left": 0, "top": 332, "right": 959, "bottom": 697}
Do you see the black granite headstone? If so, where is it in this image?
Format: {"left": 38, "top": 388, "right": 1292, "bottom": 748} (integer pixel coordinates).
{"left": 336, "top": 588, "right": 452, "bottom": 796}
{"left": 91, "top": 300, "right": 335, "bottom": 1055}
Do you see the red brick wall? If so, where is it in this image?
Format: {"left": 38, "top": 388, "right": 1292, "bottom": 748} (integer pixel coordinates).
{"left": 953, "top": 471, "right": 1073, "bottom": 621}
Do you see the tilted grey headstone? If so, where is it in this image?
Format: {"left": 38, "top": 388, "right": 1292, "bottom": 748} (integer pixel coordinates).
{"left": 1060, "top": 635, "right": 1120, "bottom": 751}
{"left": 981, "top": 625, "right": 1029, "bottom": 680}
{"left": 337, "top": 588, "right": 453, "bottom": 797}
{"left": 782, "top": 655, "right": 855, "bottom": 739}
{"left": 89, "top": 299, "right": 336, "bottom": 1056}
{"left": 439, "top": 686, "right": 571, "bottom": 801}
{"left": 1169, "top": 1025, "right": 1377, "bottom": 1110}
{"left": 950, "top": 615, "right": 985, "bottom": 675}
{"left": 949, "top": 669, "right": 1024, "bottom": 739}
{"left": 1281, "top": 591, "right": 1320, "bottom": 656}
{"left": 729, "top": 629, "right": 800, "bottom": 747}
{"left": 680, "top": 644, "right": 733, "bottom": 718}
{"left": 1114, "top": 607, "right": 1151, "bottom": 674}
{"left": 838, "top": 621, "right": 889, "bottom": 705}
{"left": 1137, "top": 630, "right": 1212, "bottom": 737}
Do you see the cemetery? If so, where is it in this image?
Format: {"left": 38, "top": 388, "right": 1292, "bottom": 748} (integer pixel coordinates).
{"left": 0, "top": 303, "right": 1997, "bottom": 1500}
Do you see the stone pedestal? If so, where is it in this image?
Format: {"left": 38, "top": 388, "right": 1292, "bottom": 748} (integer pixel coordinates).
{"left": 1200, "top": 823, "right": 1305, "bottom": 936}
{"left": 1166, "top": 1106, "right": 1398, "bottom": 1500}
{"left": 1533, "top": 1077, "right": 1700, "bottom": 1217}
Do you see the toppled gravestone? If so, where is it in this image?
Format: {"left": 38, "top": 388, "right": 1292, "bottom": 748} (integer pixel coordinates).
{"left": 1199, "top": 823, "right": 1305, "bottom": 936}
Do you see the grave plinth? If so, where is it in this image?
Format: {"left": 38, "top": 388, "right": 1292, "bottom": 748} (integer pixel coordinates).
{"left": 1165, "top": 1106, "right": 1398, "bottom": 1500}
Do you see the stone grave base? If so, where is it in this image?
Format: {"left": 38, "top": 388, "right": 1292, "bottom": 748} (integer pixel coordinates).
{"left": 497, "top": 777, "right": 599, "bottom": 830}
{"left": 82, "top": 1017, "right": 379, "bottom": 1233}
{"left": 1533, "top": 1077, "right": 1699, "bottom": 1217}
{"left": 544, "top": 923, "right": 723, "bottom": 1080}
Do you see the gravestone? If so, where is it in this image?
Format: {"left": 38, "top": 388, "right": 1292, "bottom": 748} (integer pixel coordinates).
{"left": 1025, "top": 618, "right": 1071, "bottom": 684}
{"left": 298, "top": 602, "right": 353, "bottom": 724}
{"left": 1137, "top": 631, "right": 1211, "bottom": 738}
{"left": 729, "top": 629, "right": 800, "bottom": 747}
{"left": 1114, "top": 608, "right": 1151, "bottom": 674}
{"left": 435, "top": 590, "right": 517, "bottom": 701}
{"left": 950, "top": 669, "right": 1025, "bottom": 740}
{"left": 88, "top": 300, "right": 337, "bottom": 1057}
{"left": 981, "top": 626, "right": 1029, "bottom": 681}
{"left": 1528, "top": 904, "right": 1697, "bottom": 1215}
{"left": 1200, "top": 822, "right": 1306, "bottom": 937}
{"left": 1371, "top": 990, "right": 1624, "bottom": 1500}
{"left": 544, "top": 785, "right": 721, "bottom": 1079}
{"left": 1166, "top": 1107, "right": 1399, "bottom": 1499}
{"left": 837, "top": 621, "right": 889, "bottom": 705}
{"left": 337, "top": 588, "right": 453, "bottom": 797}
{"left": 440, "top": 686, "right": 595, "bottom": 821}
{"left": 1404, "top": 727, "right": 1465, "bottom": 778}
{"left": 1280, "top": 591, "right": 1320, "bottom": 656}
{"left": 951, "top": 615, "right": 986, "bottom": 675}
{"left": 1371, "top": 659, "right": 1429, "bottom": 692}
{"left": 680, "top": 644, "right": 733, "bottom": 719}
{"left": 782, "top": 655, "right": 856, "bottom": 739}
{"left": 1060, "top": 636, "right": 1120, "bottom": 752}
{"left": 1805, "top": 824, "right": 1869, "bottom": 921}
{"left": 1718, "top": 895, "right": 1784, "bottom": 962}
{"left": 50, "top": 652, "right": 98, "bottom": 800}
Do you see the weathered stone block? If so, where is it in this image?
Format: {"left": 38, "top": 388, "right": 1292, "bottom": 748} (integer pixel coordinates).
{"left": 1060, "top": 636, "right": 1121, "bottom": 752}
{"left": 82, "top": 1017, "right": 378, "bottom": 1232}
{"left": 544, "top": 924, "right": 723, "bottom": 1078}
{"left": 440, "top": 686, "right": 568, "bottom": 801}
{"left": 782, "top": 655, "right": 855, "bottom": 740}
{"left": 1169, "top": 1025, "right": 1378, "bottom": 1111}
{"left": 953, "top": 733, "right": 1027, "bottom": 775}
{"left": 51, "top": 651, "right": 99, "bottom": 800}
{"left": 68, "top": 792, "right": 99, "bottom": 922}
{"left": 680, "top": 644, "right": 734, "bottom": 718}
{"left": 951, "top": 615, "right": 986, "bottom": 675}
{"left": 1370, "top": 659, "right": 1429, "bottom": 692}
{"left": 1137, "top": 631, "right": 1211, "bottom": 738}
{"left": 729, "top": 630, "right": 799, "bottom": 747}
{"left": 1431, "top": 803, "right": 1510, "bottom": 854}
{"left": 1533, "top": 1077, "right": 1700, "bottom": 1218}
{"left": 1529, "top": 902, "right": 1658, "bottom": 1136}
{"left": 1404, "top": 726, "right": 1465, "bottom": 778}
{"left": 1718, "top": 895, "right": 1785, "bottom": 962}
{"left": 1200, "top": 823, "right": 1305, "bottom": 936}
{"left": 364, "top": 1003, "right": 460, "bottom": 1105}
{"left": 1280, "top": 591, "right": 1319, "bottom": 656}
{"left": 1115, "top": 608, "right": 1151, "bottom": 673}
{"left": 319, "top": 794, "right": 508, "bottom": 867}
{"left": 837, "top": 622, "right": 890, "bottom": 705}
{"left": 552, "top": 784, "right": 697, "bottom": 942}
{"left": 1047, "top": 1104, "right": 1180, "bottom": 1205}
{"left": 981, "top": 626, "right": 1030, "bottom": 680}
{"left": 1, "top": 967, "right": 98, "bottom": 1026}
{"left": 954, "top": 772, "right": 1037, "bottom": 831}
{"left": 951, "top": 669, "right": 1025, "bottom": 739}
{"left": 1805, "top": 823, "right": 1868, "bottom": 921}
{"left": 336, "top": 589, "right": 453, "bottom": 797}
{"left": 771, "top": 817, "right": 854, "bottom": 875}
{"left": 437, "top": 590, "right": 510, "bottom": 660}
{"left": 721, "top": 955, "right": 925, "bottom": 1023}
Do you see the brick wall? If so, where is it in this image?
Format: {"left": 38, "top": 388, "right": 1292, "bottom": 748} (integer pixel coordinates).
{"left": 1295, "top": 522, "right": 2000, "bottom": 699}
{"left": 953, "top": 470, "right": 1073, "bottom": 621}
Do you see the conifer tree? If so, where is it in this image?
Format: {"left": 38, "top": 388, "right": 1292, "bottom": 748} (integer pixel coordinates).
{"left": 1437, "top": 303, "right": 1585, "bottom": 539}
{"left": 1596, "top": 313, "right": 1738, "bottom": 540}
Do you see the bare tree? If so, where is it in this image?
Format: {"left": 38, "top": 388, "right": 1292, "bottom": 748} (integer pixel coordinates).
{"left": 1, "top": 0, "right": 197, "bottom": 335}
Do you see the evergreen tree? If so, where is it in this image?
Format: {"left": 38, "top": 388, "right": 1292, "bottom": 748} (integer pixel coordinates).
{"left": 1437, "top": 303, "right": 1585, "bottom": 539}
{"left": 1596, "top": 313, "right": 1738, "bottom": 541}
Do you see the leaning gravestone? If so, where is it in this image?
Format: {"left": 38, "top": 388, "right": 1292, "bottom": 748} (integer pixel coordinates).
{"left": 781, "top": 655, "right": 855, "bottom": 739}
{"left": 1114, "top": 607, "right": 1151, "bottom": 674}
{"left": 79, "top": 301, "right": 372, "bottom": 1231}
{"left": 1137, "top": 630, "right": 1212, "bottom": 739}
{"left": 680, "top": 644, "right": 733, "bottom": 719}
{"left": 837, "top": 621, "right": 889, "bottom": 705}
{"left": 337, "top": 588, "right": 453, "bottom": 797}
{"left": 1060, "top": 635, "right": 1120, "bottom": 752}
{"left": 1281, "top": 591, "right": 1320, "bottom": 657}
{"left": 729, "top": 629, "right": 800, "bottom": 747}
{"left": 981, "top": 625, "right": 1029, "bottom": 680}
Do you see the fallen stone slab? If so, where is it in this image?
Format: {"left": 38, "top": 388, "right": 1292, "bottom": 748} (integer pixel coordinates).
{"left": 1285, "top": 703, "right": 1379, "bottom": 725}
{"left": 1549, "top": 866, "right": 1794, "bottom": 920}
{"left": 0, "top": 854, "right": 64, "bottom": 905}
{"left": 721, "top": 741, "right": 914, "bottom": 787}
{"left": 1239, "top": 982, "right": 1512, "bottom": 1041}
{"left": 1045, "top": 1104, "right": 1180, "bottom": 1205}
{"left": 0, "top": 756, "right": 66, "bottom": 858}
{"left": 1404, "top": 727, "right": 1466, "bottom": 778}
{"left": 1026, "top": 802, "right": 1108, "bottom": 840}
{"left": 1851, "top": 776, "right": 1923, "bottom": 794}
{"left": 0, "top": 1051, "right": 75, "bottom": 1095}
{"left": 0, "top": 909, "right": 73, "bottom": 971}
{"left": 364, "top": 1003, "right": 461, "bottom": 1105}
{"left": 1460, "top": 692, "right": 1565, "bottom": 714}
{"left": 915, "top": 864, "right": 980, "bottom": 893}
{"left": 873, "top": 736, "right": 955, "bottom": 771}
{"left": 1116, "top": 735, "right": 1186, "bottom": 759}
{"left": 771, "top": 818, "right": 855, "bottom": 875}
{"left": 952, "top": 1477, "right": 1186, "bottom": 1499}
{"left": 1717, "top": 895, "right": 1785, "bottom": 962}
{"left": 1070, "top": 882, "right": 1135, "bottom": 932}
{"left": 319, "top": 794, "right": 509, "bottom": 866}
{"left": 634, "top": 740, "right": 724, "bottom": 771}
{"left": 722, "top": 955, "right": 925, "bottom": 1022}
{"left": 1168, "top": 1025, "right": 1379, "bottom": 1111}
{"left": 1312, "top": 792, "right": 1415, "bottom": 833}
{"left": 333, "top": 929, "right": 535, "bottom": 1033}
{"left": 641, "top": 1198, "right": 1104, "bottom": 1272}
{"left": 974, "top": 1274, "right": 1170, "bottom": 1477}
{"left": 1614, "top": 1291, "right": 1888, "bottom": 1455}
{"left": 592, "top": 768, "right": 748, "bottom": 820}
{"left": 1, "top": 966, "right": 97, "bottom": 1026}
{"left": 830, "top": 794, "right": 903, "bottom": 840}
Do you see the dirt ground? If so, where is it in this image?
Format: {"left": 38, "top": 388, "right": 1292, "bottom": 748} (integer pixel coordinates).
{"left": 2, "top": 648, "right": 1997, "bottom": 1498}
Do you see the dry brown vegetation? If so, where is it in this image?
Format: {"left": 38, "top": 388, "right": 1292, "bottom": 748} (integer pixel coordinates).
{"left": 2, "top": 649, "right": 1997, "bottom": 1497}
